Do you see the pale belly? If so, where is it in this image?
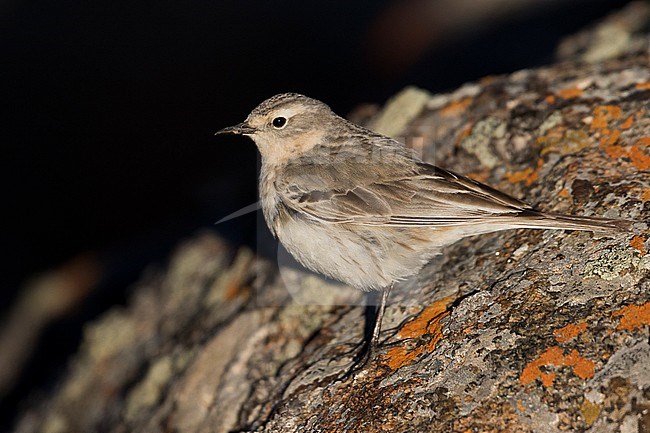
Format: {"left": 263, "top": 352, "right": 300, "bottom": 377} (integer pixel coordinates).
{"left": 276, "top": 215, "right": 435, "bottom": 291}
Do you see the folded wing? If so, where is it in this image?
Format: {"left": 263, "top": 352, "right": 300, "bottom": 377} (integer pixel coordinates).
{"left": 277, "top": 151, "right": 532, "bottom": 227}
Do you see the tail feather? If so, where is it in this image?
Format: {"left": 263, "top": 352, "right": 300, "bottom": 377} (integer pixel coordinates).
{"left": 513, "top": 210, "right": 633, "bottom": 233}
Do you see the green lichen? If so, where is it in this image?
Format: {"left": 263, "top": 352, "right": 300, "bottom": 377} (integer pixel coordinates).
{"left": 583, "top": 247, "right": 640, "bottom": 281}
{"left": 460, "top": 117, "right": 506, "bottom": 169}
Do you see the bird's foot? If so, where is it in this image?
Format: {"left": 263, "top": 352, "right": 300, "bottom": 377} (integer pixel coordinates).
{"left": 337, "top": 340, "right": 377, "bottom": 380}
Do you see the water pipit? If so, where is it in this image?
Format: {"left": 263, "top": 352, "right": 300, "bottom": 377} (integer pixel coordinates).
{"left": 216, "top": 93, "right": 631, "bottom": 369}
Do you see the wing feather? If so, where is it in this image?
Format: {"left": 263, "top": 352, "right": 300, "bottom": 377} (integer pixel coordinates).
{"left": 276, "top": 146, "right": 532, "bottom": 227}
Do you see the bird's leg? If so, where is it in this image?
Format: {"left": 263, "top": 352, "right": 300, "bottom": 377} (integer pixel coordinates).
{"left": 371, "top": 285, "right": 391, "bottom": 353}
{"left": 343, "top": 284, "right": 393, "bottom": 375}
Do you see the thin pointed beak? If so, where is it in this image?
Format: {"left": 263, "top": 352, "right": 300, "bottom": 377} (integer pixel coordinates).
{"left": 215, "top": 122, "right": 257, "bottom": 136}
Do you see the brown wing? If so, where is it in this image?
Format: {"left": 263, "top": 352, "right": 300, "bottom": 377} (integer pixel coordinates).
{"left": 277, "top": 149, "right": 532, "bottom": 227}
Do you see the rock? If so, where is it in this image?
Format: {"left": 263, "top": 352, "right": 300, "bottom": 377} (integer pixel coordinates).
{"left": 13, "top": 9, "right": 650, "bottom": 433}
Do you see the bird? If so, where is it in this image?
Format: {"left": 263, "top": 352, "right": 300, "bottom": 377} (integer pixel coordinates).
{"left": 216, "top": 92, "right": 631, "bottom": 368}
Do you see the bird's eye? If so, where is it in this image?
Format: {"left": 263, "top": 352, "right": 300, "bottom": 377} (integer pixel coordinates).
{"left": 272, "top": 117, "right": 287, "bottom": 129}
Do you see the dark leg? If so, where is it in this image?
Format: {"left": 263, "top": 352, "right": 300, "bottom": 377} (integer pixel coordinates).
{"left": 343, "top": 284, "right": 392, "bottom": 376}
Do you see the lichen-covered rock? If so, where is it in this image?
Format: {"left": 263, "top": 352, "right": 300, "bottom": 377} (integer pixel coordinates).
{"left": 14, "top": 6, "right": 650, "bottom": 433}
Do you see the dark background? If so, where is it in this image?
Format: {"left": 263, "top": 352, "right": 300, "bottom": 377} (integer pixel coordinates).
{"left": 1, "top": 0, "right": 633, "bottom": 429}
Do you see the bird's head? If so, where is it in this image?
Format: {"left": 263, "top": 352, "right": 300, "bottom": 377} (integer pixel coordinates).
{"left": 216, "top": 93, "right": 339, "bottom": 164}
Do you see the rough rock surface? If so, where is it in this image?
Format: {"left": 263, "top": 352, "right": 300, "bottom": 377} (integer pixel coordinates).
{"left": 14, "top": 5, "right": 650, "bottom": 433}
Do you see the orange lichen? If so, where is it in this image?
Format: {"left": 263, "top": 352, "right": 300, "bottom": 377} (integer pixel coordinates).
{"left": 641, "top": 188, "right": 650, "bottom": 202}
{"left": 520, "top": 346, "right": 596, "bottom": 386}
{"left": 612, "top": 302, "right": 650, "bottom": 332}
{"left": 591, "top": 105, "right": 622, "bottom": 130}
{"left": 383, "top": 297, "right": 452, "bottom": 370}
{"left": 628, "top": 145, "right": 650, "bottom": 170}
{"left": 384, "top": 346, "right": 421, "bottom": 370}
{"left": 520, "top": 346, "right": 562, "bottom": 386}
{"left": 516, "top": 400, "right": 526, "bottom": 412}
{"left": 540, "top": 372, "right": 557, "bottom": 387}
{"left": 506, "top": 168, "right": 534, "bottom": 184}
{"left": 545, "top": 95, "right": 556, "bottom": 104}
{"left": 619, "top": 116, "right": 634, "bottom": 129}
{"left": 398, "top": 299, "right": 450, "bottom": 338}
{"left": 566, "top": 349, "right": 597, "bottom": 379}
{"left": 553, "top": 322, "right": 588, "bottom": 343}
{"left": 589, "top": 104, "right": 650, "bottom": 171}
{"left": 557, "top": 87, "right": 583, "bottom": 99}
{"left": 465, "top": 170, "right": 490, "bottom": 183}
{"left": 599, "top": 129, "right": 620, "bottom": 146}
{"left": 592, "top": 114, "right": 607, "bottom": 129}
{"left": 601, "top": 133, "right": 650, "bottom": 171}
{"left": 440, "top": 98, "right": 472, "bottom": 117}
{"left": 558, "top": 188, "right": 570, "bottom": 198}
{"left": 603, "top": 144, "right": 627, "bottom": 159}
{"left": 629, "top": 235, "right": 646, "bottom": 256}
{"left": 505, "top": 158, "right": 543, "bottom": 186}
{"left": 635, "top": 82, "right": 650, "bottom": 90}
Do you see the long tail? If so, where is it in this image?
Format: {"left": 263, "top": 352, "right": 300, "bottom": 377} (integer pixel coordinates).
{"left": 512, "top": 210, "right": 633, "bottom": 233}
